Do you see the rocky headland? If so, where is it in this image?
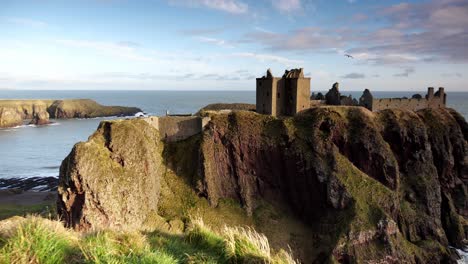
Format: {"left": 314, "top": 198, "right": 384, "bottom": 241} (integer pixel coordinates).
{"left": 0, "top": 99, "right": 142, "bottom": 128}
{"left": 56, "top": 106, "right": 467, "bottom": 263}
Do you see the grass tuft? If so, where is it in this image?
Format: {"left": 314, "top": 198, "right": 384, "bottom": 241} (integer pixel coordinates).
{"left": 0, "top": 216, "right": 77, "bottom": 264}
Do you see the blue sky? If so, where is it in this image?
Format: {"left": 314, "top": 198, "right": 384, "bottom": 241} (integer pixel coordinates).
{"left": 0, "top": 0, "right": 467, "bottom": 91}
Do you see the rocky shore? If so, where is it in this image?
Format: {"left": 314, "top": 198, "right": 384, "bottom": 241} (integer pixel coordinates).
{"left": 0, "top": 176, "right": 58, "bottom": 192}
{"left": 0, "top": 99, "right": 142, "bottom": 128}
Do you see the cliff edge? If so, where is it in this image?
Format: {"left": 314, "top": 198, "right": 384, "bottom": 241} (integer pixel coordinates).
{"left": 57, "top": 106, "right": 467, "bottom": 263}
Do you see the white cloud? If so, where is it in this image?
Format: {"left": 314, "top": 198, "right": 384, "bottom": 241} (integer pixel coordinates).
{"left": 196, "top": 36, "right": 234, "bottom": 48}
{"left": 168, "top": 0, "right": 248, "bottom": 14}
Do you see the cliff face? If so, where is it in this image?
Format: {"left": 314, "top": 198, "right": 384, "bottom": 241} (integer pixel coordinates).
{"left": 0, "top": 107, "right": 23, "bottom": 128}
{"left": 0, "top": 99, "right": 141, "bottom": 128}
{"left": 57, "top": 107, "right": 467, "bottom": 263}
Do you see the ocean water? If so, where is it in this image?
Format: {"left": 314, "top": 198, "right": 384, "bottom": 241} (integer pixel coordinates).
{"left": 0, "top": 90, "right": 466, "bottom": 179}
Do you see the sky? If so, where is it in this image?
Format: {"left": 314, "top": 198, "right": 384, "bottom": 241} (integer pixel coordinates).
{"left": 0, "top": 0, "right": 467, "bottom": 91}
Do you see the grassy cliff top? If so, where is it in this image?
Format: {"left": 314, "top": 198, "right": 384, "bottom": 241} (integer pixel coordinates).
{"left": 0, "top": 99, "right": 142, "bottom": 119}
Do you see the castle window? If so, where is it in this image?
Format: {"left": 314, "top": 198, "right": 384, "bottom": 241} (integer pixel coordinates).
{"left": 267, "top": 92, "right": 269, "bottom": 97}
{"left": 277, "top": 93, "right": 280, "bottom": 98}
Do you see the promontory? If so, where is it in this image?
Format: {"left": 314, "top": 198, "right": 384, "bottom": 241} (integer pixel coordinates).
{"left": 0, "top": 99, "right": 142, "bottom": 128}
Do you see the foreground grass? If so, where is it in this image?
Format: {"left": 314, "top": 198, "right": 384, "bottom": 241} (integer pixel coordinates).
{"left": 0, "top": 216, "right": 297, "bottom": 264}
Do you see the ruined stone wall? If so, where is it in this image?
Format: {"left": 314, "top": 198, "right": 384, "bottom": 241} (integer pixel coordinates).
{"left": 294, "top": 78, "right": 311, "bottom": 114}
{"left": 372, "top": 98, "right": 428, "bottom": 112}
{"left": 143, "top": 116, "right": 210, "bottom": 142}
{"left": 372, "top": 96, "right": 445, "bottom": 112}
{"left": 256, "top": 78, "right": 275, "bottom": 116}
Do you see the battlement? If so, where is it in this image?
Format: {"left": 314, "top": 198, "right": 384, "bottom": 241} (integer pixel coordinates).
{"left": 142, "top": 115, "right": 211, "bottom": 142}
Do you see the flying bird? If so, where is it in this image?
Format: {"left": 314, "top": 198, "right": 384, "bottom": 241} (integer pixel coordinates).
{"left": 345, "top": 54, "right": 354, "bottom": 59}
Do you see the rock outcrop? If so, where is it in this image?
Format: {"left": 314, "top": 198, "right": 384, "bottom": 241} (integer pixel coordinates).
{"left": 0, "top": 99, "right": 141, "bottom": 128}
{"left": 325, "top": 82, "right": 342, "bottom": 105}
{"left": 0, "top": 107, "right": 23, "bottom": 128}
{"left": 29, "top": 109, "right": 50, "bottom": 125}
{"left": 57, "top": 106, "right": 467, "bottom": 263}
{"left": 58, "top": 119, "right": 161, "bottom": 230}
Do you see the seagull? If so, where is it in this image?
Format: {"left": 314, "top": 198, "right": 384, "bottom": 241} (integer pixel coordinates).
{"left": 345, "top": 54, "right": 354, "bottom": 59}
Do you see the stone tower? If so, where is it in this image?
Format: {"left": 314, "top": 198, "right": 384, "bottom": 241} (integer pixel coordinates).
{"left": 256, "top": 68, "right": 311, "bottom": 116}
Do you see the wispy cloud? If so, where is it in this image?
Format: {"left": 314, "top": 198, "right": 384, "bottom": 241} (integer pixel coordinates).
{"left": 232, "top": 52, "right": 303, "bottom": 66}
{"left": 393, "top": 67, "right": 415, "bottom": 77}
{"left": 168, "top": 0, "right": 248, "bottom": 14}
{"left": 180, "top": 28, "right": 223, "bottom": 35}
{"left": 196, "top": 36, "right": 234, "bottom": 48}
{"left": 271, "top": 0, "right": 301, "bottom": 12}
{"left": 5, "top": 17, "right": 47, "bottom": 28}
{"left": 56, "top": 39, "right": 155, "bottom": 62}
{"left": 243, "top": 26, "right": 345, "bottom": 51}
{"left": 341, "top": 72, "right": 365, "bottom": 79}
{"left": 116, "top": 41, "right": 142, "bottom": 48}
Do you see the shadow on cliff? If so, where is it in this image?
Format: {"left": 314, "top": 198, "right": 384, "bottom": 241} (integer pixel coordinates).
{"left": 159, "top": 110, "right": 358, "bottom": 262}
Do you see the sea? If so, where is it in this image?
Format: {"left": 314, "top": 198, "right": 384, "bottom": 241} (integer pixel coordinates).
{"left": 0, "top": 90, "right": 467, "bottom": 180}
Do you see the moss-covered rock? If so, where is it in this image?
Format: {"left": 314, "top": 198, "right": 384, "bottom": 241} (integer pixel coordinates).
{"left": 57, "top": 119, "right": 162, "bottom": 231}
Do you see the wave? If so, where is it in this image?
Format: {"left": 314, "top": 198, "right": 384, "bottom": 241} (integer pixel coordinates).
{"left": 0, "top": 122, "right": 61, "bottom": 131}
{"left": 134, "top": 112, "right": 148, "bottom": 117}
{"left": 0, "top": 124, "right": 28, "bottom": 131}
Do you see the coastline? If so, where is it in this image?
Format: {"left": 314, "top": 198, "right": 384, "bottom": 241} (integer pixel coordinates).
{"left": 0, "top": 176, "right": 58, "bottom": 192}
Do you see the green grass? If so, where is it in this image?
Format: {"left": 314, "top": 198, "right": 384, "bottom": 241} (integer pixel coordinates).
{"left": 0, "top": 216, "right": 78, "bottom": 264}
{"left": 0, "top": 202, "right": 55, "bottom": 221}
{"left": 0, "top": 216, "right": 297, "bottom": 264}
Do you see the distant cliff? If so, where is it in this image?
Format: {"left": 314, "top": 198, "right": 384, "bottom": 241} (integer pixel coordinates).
{"left": 57, "top": 106, "right": 467, "bottom": 263}
{"left": 0, "top": 99, "right": 142, "bottom": 128}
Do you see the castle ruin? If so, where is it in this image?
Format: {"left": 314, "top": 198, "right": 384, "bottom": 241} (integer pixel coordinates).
{"left": 256, "top": 68, "right": 311, "bottom": 116}
{"left": 256, "top": 68, "right": 447, "bottom": 116}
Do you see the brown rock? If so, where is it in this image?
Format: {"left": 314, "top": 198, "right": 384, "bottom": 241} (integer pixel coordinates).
{"left": 0, "top": 107, "right": 23, "bottom": 128}
{"left": 325, "top": 82, "right": 342, "bottom": 105}
{"left": 29, "top": 110, "right": 50, "bottom": 125}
